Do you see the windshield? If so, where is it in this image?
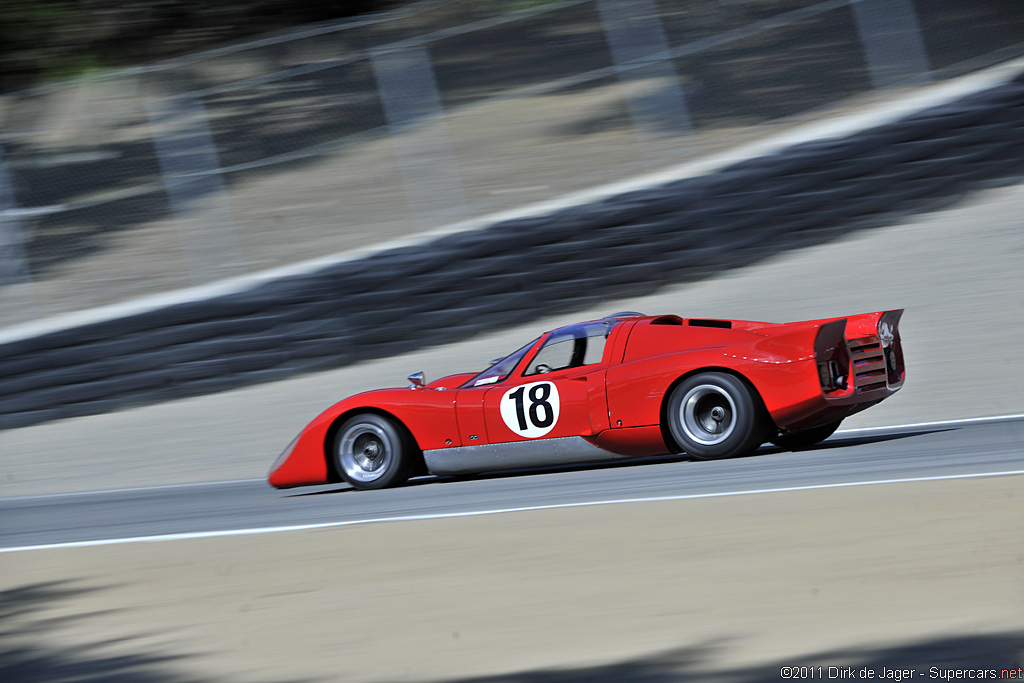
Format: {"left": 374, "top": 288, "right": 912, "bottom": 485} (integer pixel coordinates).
{"left": 461, "top": 338, "right": 539, "bottom": 387}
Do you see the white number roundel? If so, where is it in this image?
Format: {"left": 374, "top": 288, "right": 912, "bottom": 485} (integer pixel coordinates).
{"left": 500, "top": 381, "right": 560, "bottom": 438}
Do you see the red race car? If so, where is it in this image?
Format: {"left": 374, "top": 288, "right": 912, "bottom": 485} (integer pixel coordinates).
{"left": 269, "top": 310, "right": 904, "bottom": 490}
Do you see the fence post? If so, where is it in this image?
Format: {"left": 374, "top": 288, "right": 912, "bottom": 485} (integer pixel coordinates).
{"left": 145, "top": 92, "right": 245, "bottom": 285}
{"left": 596, "top": 0, "right": 694, "bottom": 167}
{"left": 372, "top": 46, "right": 467, "bottom": 231}
{"left": 851, "top": 0, "right": 931, "bottom": 88}
{"left": 0, "top": 143, "right": 36, "bottom": 323}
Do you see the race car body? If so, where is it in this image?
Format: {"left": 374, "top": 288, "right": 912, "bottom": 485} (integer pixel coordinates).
{"left": 269, "top": 310, "right": 904, "bottom": 490}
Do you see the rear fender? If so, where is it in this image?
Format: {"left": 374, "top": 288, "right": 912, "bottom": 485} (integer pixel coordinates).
{"left": 608, "top": 346, "right": 787, "bottom": 433}
{"left": 656, "top": 365, "right": 768, "bottom": 452}
{"left": 722, "top": 320, "right": 848, "bottom": 428}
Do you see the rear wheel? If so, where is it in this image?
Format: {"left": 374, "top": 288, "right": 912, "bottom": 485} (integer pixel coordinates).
{"left": 771, "top": 420, "right": 842, "bottom": 451}
{"left": 667, "top": 372, "right": 768, "bottom": 460}
{"left": 333, "top": 413, "right": 414, "bottom": 490}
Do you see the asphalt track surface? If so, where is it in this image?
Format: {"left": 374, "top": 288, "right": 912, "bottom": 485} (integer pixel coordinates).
{"left": 3, "top": 416, "right": 1021, "bottom": 552}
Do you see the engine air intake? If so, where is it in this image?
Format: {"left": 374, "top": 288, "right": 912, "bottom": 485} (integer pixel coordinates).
{"left": 688, "top": 319, "right": 732, "bottom": 329}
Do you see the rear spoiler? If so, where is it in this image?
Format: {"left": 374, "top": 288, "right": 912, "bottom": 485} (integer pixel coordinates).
{"left": 844, "top": 309, "right": 904, "bottom": 340}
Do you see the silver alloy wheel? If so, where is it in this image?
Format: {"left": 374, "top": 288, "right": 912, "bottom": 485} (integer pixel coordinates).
{"left": 338, "top": 422, "right": 393, "bottom": 484}
{"left": 679, "top": 384, "right": 738, "bottom": 446}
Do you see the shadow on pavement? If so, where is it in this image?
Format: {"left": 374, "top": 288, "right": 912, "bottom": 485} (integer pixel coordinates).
{"left": 775, "top": 428, "right": 958, "bottom": 453}
{"left": 0, "top": 579, "right": 322, "bottom": 683}
{"left": 438, "top": 633, "right": 1024, "bottom": 682}
{"left": 0, "top": 580, "right": 193, "bottom": 683}
{"left": 414, "top": 428, "right": 954, "bottom": 486}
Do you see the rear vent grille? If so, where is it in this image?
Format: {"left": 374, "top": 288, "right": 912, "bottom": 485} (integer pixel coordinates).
{"left": 849, "top": 337, "right": 886, "bottom": 393}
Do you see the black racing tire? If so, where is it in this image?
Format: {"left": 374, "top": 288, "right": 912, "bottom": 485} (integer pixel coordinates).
{"left": 666, "top": 372, "right": 768, "bottom": 460}
{"left": 333, "top": 413, "right": 414, "bottom": 490}
{"left": 771, "top": 420, "right": 843, "bottom": 451}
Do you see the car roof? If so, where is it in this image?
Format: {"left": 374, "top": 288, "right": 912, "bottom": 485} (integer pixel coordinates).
{"left": 545, "top": 311, "right": 655, "bottom": 336}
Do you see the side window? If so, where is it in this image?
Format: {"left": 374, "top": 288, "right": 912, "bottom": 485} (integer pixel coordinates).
{"left": 582, "top": 333, "right": 607, "bottom": 365}
{"left": 525, "top": 337, "right": 577, "bottom": 375}
{"left": 524, "top": 321, "right": 613, "bottom": 376}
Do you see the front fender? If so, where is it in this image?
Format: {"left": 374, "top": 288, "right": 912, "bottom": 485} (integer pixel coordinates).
{"left": 268, "top": 388, "right": 459, "bottom": 489}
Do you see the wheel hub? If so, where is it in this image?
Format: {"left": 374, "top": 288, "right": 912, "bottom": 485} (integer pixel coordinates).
{"left": 680, "top": 384, "right": 738, "bottom": 446}
{"left": 354, "top": 436, "right": 385, "bottom": 471}
{"left": 341, "top": 426, "right": 392, "bottom": 481}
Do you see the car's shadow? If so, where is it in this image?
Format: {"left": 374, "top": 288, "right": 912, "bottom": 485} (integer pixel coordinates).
{"left": 445, "top": 428, "right": 954, "bottom": 483}
{"left": 778, "top": 428, "right": 953, "bottom": 452}
{"left": 283, "top": 426, "right": 955, "bottom": 496}
{"left": 755, "top": 428, "right": 953, "bottom": 455}
{"left": 283, "top": 475, "right": 439, "bottom": 497}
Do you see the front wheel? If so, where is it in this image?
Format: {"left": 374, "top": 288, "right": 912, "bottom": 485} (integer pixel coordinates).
{"left": 666, "top": 372, "right": 768, "bottom": 460}
{"left": 771, "top": 420, "right": 842, "bottom": 451}
{"left": 333, "top": 413, "right": 415, "bottom": 490}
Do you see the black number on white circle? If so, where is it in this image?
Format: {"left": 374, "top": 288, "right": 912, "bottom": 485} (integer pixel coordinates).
{"left": 508, "top": 384, "right": 554, "bottom": 430}
{"left": 501, "top": 381, "right": 560, "bottom": 438}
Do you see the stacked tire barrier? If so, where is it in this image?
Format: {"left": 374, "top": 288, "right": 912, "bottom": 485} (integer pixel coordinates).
{"left": 2, "top": 73, "right": 1023, "bottom": 430}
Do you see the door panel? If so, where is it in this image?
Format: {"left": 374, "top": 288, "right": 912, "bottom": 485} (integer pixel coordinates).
{"left": 586, "top": 369, "right": 610, "bottom": 433}
{"left": 483, "top": 370, "right": 594, "bottom": 444}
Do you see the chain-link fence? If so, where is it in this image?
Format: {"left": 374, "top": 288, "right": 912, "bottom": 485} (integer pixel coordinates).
{"left": 1, "top": 0, "right": 1022, "bottom": 328}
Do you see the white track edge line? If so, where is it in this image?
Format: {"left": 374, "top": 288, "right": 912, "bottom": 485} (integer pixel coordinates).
{"left": 3, "top": 468, "right": 1024, "bottom": 553}
{"left": 835, "top": 413, "right": 1024, "bottom": 435}
{"left": 2, "top": 412, "right": 1022, "bottom": 502}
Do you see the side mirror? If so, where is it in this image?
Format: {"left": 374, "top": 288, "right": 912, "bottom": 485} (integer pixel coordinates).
{"left": 407, "top": 371, "right": 425, "bottom": 389}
